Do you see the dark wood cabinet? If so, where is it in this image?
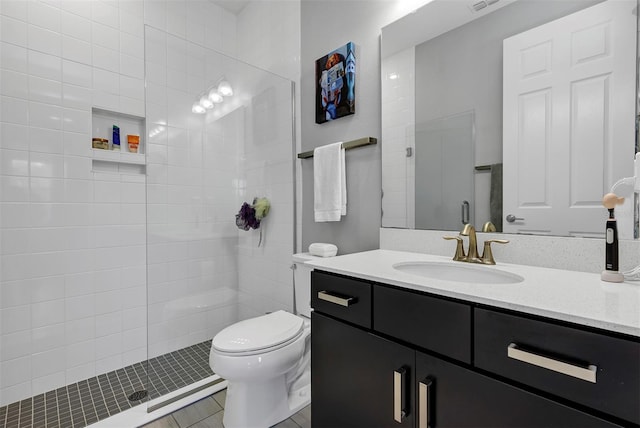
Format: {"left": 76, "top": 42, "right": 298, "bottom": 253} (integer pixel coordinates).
{"left": 312, "top": 312, "right": 414, "bottom": 428}
{"left": 310, "top": 270, "right": 637, "bottom": 428}
{"left": 374, "top": 284, "right": 471, "bottom": 364}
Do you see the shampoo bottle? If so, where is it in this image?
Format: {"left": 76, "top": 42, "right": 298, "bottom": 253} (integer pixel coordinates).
{"left": 112, "top": 125, "right": 121, "bottom": 151}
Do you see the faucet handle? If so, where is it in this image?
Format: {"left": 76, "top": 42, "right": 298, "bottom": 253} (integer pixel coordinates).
{"left": 481, "top": 239, "right": 509, "bottom": 265}
{"left": 443, "top": 236, "right": 466, "bottom": 261}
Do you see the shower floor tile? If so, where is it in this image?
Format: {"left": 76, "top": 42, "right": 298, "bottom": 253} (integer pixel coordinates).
{"left": 0, "top": 340, "right": 214, "bottom": 428}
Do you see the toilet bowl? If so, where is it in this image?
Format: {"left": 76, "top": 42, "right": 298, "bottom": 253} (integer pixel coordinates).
{"left": 209, "top": 253, "right": 316, "bottom": 428}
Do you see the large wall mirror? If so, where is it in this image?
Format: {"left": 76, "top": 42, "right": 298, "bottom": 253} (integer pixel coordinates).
{"left": 381, "top": 0, "right": 639, "bottom": 239}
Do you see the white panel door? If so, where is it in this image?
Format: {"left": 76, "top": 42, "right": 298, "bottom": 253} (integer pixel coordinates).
{"left": 502, "top": 0, "right": 636, "bottom": 237}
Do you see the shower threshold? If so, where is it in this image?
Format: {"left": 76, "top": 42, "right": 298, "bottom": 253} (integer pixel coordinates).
{"left": 89, "top": 376, "right": 226, "bottom": 428}
{"left": 0, "top": 340, "right": 218, "bottom": 428}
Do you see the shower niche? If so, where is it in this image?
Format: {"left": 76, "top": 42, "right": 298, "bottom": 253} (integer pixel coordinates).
{"left": 91, "top": 107, "right": 146, "bottom": 174}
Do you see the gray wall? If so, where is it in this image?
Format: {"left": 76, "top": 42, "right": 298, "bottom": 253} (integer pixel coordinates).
{"left": 414, "top": 0, "right": 602, "bottom": 166}
{"left": 300, "top": 0, "right": 400, "bottom": 255}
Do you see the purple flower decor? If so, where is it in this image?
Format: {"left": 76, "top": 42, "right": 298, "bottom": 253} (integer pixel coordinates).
{"left": 235, "top": 197, "right": 269, "bottom": 231}
{"left": 236, "top": 202, "right": 260, "bottom": 230}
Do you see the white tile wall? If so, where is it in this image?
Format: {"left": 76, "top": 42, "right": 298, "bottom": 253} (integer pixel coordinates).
{"left": 233, "top": 0, "right": 298, "bottom": 322}
{"left": 143, "top": 11, "right": 242, "bottom": 359}
{"left": 0, "top": 0, "right": 198, "bottom": 407}
{"left": 1, "top": 0, "right": 300, "bottom": 407}
{"left": 381, "top": 47, "right": 415, "bottom": 229}
{"left": 144, "top": 3, "right": 299, "bottom": 358}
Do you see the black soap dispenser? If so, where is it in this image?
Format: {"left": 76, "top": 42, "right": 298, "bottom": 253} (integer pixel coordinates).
{"left": 601, "top": 193, "right": 624, "bottom": 283}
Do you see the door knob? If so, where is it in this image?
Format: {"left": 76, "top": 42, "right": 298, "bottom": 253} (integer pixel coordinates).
{"left": 506, "top": 214, "right": 524, "bottom": 223}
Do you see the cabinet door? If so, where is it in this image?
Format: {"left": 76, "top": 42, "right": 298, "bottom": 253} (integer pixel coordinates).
{"left": 415, "top": 351, "right": 622, "bottom": 428}
{"left": 312, "top": 312, "right": 414, "bottom": 428}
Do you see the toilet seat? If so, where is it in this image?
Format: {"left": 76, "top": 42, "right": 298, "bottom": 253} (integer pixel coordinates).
{"left": 212, "top": 310, "right": 304, "bottom": 356}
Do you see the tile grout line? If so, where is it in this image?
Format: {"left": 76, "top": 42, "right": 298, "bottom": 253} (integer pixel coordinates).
{"left": 115, "top": 369, "right": 134, "bottom": 402}
{"left": 167, "top": 352, "right": 197, "bottom": 385}
{"left": 80, "top": 380, "right": 99, "bottom": 426}
{"left": 97, "top": 374, "right": 119, "bottom": 416}
{"left": 91, "top": 376, "right": 111, "bottom": 421}
{"left": 130, "top": 362, "right": 148, "bottom": 395}
{"left": 74, "top": 382, "right": 88, "bottom": 427}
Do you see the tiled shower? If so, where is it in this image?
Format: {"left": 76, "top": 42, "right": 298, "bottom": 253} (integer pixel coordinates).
{"left": 0, "top": 0, "right": 297, "bottom": 425}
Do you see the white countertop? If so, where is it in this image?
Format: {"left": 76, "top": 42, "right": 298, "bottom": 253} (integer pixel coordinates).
{"left": 305, "top": 249, "right": 640, "bottom": 337}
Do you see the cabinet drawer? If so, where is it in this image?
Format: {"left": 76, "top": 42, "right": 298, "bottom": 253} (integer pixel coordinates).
{"left": 311, "top": 271, "right": 372, "bottom": 328}
{"left": 374, "top": 284, "right": 471, "bottom": 363}
{"left": 417, "top": 351, "right": 623, "bottom": 428}
{"left": 475, "top": 308, "right": 640, "bottom": 425}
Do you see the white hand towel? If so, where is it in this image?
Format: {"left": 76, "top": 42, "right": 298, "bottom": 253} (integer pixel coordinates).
{"left": 314, "top": 142, "right": 347, "bottom": 222}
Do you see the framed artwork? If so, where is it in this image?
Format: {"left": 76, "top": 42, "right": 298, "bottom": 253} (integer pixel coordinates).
{"left": 315, "top": 41, "right": 356, "bottom": 124}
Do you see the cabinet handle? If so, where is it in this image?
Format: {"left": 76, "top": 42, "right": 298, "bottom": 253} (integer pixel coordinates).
{"left": 393, "top": 368, "right": 407, "bottom": 423}
{"left": 419, "top": 378, "right": 433, "bottom": 428}
{"left": 317, "top": 290, "right": 355, "bottom": 307}
{"left": 507, "top": 343, "right": 597, "bottom": 383}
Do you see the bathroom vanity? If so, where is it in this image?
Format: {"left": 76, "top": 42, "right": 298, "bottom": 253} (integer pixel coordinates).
{"left": 308, "top": 250, "right": 640, "bottom": 428}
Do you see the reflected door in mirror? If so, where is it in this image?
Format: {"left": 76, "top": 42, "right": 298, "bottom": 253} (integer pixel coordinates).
{"left": 502, "top": 0, "right": 636, "bottom": 238}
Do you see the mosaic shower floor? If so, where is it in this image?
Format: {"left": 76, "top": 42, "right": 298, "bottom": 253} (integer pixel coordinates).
{"left": 0, "top": 341, "right": 213, "bottom": 428}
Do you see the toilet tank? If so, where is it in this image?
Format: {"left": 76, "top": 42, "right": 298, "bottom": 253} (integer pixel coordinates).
{"left": 292, "top": 253, "right": 320, "bottom": 318}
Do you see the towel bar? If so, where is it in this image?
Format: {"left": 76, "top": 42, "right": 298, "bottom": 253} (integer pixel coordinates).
{"left": 297, "top": 137, "right": 377, "bottom": 159}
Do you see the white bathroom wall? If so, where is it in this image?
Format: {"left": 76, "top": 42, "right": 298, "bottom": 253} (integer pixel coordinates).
{"left": 0, "top": 0, "right": 147, "bottom": 406}
{"left": 145, "top": 0, "right": 298, "bottom": 353}
{"left": 0, "top": 0, "right": 240, "bottom": 407}
{"left": 236, "top": 0, "right": 300, "bottom": 82}
{"left": 234, "top": 2, "right": 299, "bottom": 319}
{"left": 235, "top": 80, "right": 296, "bottom": 320}
{"left": 144, "top": 24, "right": 242, "bottom": 359}
{"left": 381, "top": 47, "right": 415, "bottom": 229}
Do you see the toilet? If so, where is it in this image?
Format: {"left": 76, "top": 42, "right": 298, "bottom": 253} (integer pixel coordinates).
{"left": 209, "top": 253, "right": 315, "bottom": 428}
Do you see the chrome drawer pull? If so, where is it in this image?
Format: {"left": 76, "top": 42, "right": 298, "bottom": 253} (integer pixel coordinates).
{"left": 317, "top": 290, "right": 354, "bottom": 307}
{"left": 393, "top": 368, "right": 407, "bottom": 423}
{"left": 507, "top": 343, "right": 597, "bottom": 383}
{"left": 419, "top": 378, "right": 433, "bottom": 428}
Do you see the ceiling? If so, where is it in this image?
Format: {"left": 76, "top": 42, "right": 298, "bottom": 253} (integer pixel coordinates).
{"left": 211, "top": 0, "right": 251, "bottom": 15}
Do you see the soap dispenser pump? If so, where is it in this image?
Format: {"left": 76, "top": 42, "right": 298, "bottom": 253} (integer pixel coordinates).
{"left": 601, "top": 193, "right": 625, "bottom": 283}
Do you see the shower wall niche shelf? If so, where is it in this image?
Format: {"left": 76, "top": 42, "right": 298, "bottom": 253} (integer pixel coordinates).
{"left": 92, "top": 149, "right": 146, "bottom": 165}
{"left": 92, "top": 107, "right": 146, "bottom": 156}
{"left": 91, "top": 108, "right": 146, "bottom": 174}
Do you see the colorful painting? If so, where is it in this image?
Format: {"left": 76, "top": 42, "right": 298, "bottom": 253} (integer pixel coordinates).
{"left": 315, "top": 42, "right": 356, "bottom": 124}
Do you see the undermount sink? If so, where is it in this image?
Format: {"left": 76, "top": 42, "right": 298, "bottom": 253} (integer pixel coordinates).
{"left": 392, "top": 261, "right": 524, "bottom": 284}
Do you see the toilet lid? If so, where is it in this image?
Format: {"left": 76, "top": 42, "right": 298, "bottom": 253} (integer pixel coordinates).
{"left": 212, "top": 310, "right": 304, "bottom": 354}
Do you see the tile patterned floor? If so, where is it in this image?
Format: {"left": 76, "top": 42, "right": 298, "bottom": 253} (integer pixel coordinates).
{"left": 0, "top": 341, "right": 214, "bottom": 428}
{"left": 142, "top": 389, "right": 311, "bottom": 428}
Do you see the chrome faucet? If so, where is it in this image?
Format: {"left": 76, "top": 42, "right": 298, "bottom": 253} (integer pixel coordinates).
{"left": 443, "top": 224, "right": 509, "bottom": 265}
